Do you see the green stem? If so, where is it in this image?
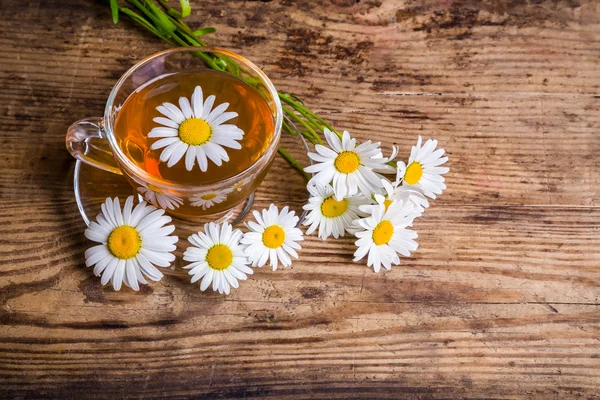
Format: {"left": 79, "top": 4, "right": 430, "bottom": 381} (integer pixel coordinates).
{"left": 283, "top": 107, "right": 322, "bottom": 145}
{"left": 159, "top": 6, "right": 208, "bottom": 45}
{"left": 282, "top": 117, "right": 317, "bottom": 145}
{"left": 157, "top": 0, "right": 181, "bottom": 18}
{"left": 280, "top": 94, "right": 340, "bottom": 138}
{"left": 125, "top": 0, "right": 169, "bottom": 32}
{"left": 169, "top": 32, "right": 223, "bottom": 70}
{"left": 119, "top": 7, "right": 171, "bottom": 43}
{"left": 278, "top": 148, "right": 310, "bottom": 181}
{"left": 285, "top": 100, "right": 327, "bottom": 135}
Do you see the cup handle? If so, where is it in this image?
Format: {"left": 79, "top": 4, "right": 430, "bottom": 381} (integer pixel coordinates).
{"left": 66, "top": 117, "right": 122, "bottom": 175}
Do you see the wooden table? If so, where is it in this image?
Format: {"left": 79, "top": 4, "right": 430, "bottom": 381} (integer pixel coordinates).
{"left": 2, "top": 1, "right": 599, "bottom": 398}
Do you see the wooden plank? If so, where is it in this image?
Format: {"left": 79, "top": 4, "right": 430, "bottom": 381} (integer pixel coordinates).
{"left": 2, "top": 198, "right": 600, "bottom": 302}
{"left": 1, "top": 303, "right": 599, "bottom": 398}
{"left": 1, "top": 0, "right": 599, "bottom": 398}
{"left": 2, "top": 91, "right": 600, "bottom": 206}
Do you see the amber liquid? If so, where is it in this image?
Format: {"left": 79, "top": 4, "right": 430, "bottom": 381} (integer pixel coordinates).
{"left": 114, "top": 70, "right": 275, "bottom": 185}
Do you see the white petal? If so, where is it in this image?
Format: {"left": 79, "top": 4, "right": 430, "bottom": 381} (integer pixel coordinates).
{"left": 101, "top": 198, "right": 117, "bottom": 228}
{"left": 136, "top": 209, "right": 166, "bottom": 231}
{"left": 167, "top": 143, "right": 188, "bottom": 168}
{"left": 209, "top": 111, "right": 238, "bottom": 126}
{"left": 223, "top": 269, "right": 239, "bottom": 289}
{"left": 93, "top": 253, "right": 113, "bottom": 276}
{"left": 228, "top": 266, "right": 247, "bottom": 280}
{"left": 148, "top": 127, "right": 178, "bottom": 138}
{"left": 85, "top": 225, "right": 110, "bottom": 243}
{"left": 111, "top": 259, "right": 126, "bottom": 291}
{"left": 201, "top": 95, "right": 216, "bottom": 119}
{"left": 151, "top": 137, "right": 179, "bottom": 151}
{"left": 179, "top": 97, "right": 194, "bottom": 119}
{"left": 324, "top": 128, "right": 343, "bottom": 152}
{"left": 158, "top": 141, "right": 184, "bottom": 162}
{"left": 101, "top": 257, "right": 119, "bottom": 286}
{"left": 276, "top": 247, "right": 292, "bottom": 267}
{"left": 125, "top": 260, "right": 140, "bottom": 291}
{"left": 140, "top": 248, "right": 173, "bottom": 268}
{"left": 136, "top": 253, "right": 164, "bottom": 280}
{"left": 158, "top": 102, "right": 185, "bottom": 124}
{"left": 129, "top": 202, "right": 154, "bottom": 228}
{"left": 141, "top": 237, "right": 177, "bottom": 252}
{"left": 122, "top": 196, "right": 134, "bottom": 225}
{"left": 191, "top": 86, "right": 204, "bottom": 117}
{"left": 185, "top": 146, "right": 196, "bottom": 171}
{"left": 132, "top": 258, "right": 149, "bottom": 285}
{"left": 205, "top": 102, "right": 229, "bottom": 123}
{"left": 85, "top": 245, "right": 111, "bottom": 267}
{"left": 195, "top": 147, "right": 208, "bottom": 172}
{"left": 203, "top": 142, "right": 228, "bottom": 166}
{"left": 153, "top": 116, "right": 179, "bottom": 129}
{"left": 200, "top": 269, "right": 214, "bottom": 291}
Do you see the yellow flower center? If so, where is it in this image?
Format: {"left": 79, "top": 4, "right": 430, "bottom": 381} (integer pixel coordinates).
{"left": 178, "top": 118, "right": 211, "bottom": 146}
{"left": 334, "top": 151, "right": 360, "bottom": 174}
{"left": 262, "top": 225, "right": 286, "bottom": 249}
{"left": 404, "top": 162, "right": 423, "bottom": 185}
{"left": 372, "top": 220, "right": 394, "bottom": 246}
{"left": 107, "top": 226, "right": 142, "bottom": 260}
{"left": 201, "top": 193, "right": 217, "bottom": 200}
{"left": 383, "top": 198, "right": 393, "bottom": 211}
{"left": 321, "top": 196, "right": 348, "bottom": 218}
{"left": 206, "top": 244, "right": 233, "bottom": 270}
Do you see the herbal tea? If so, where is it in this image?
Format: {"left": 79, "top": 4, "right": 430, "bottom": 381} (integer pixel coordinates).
{"left": 114, "top": 70, "right": 275, "bottom": 185}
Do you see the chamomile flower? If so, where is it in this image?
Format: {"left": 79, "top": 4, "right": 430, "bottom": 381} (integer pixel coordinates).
{"left": 84, "top": 196, "right": 178, "bottom": 291}
{"left": 183, "top": 222, "right": 252, "bottom": 295}
{"left": 303, "top": 183, "right": 371, "bottom": 240}
{"left": 149, "top": 85, "right": 244, "bottom": 172}
{"left": 189, "top": 189, "right": 228, "bottom": 210}
{"left": 305, "top": 128, "right": 397, "bottom": 200}
{"left": 398, "top": 136, "right": 449, "bottom": 199}
{"left": 241, "top": 204, "right": 303, "bottom": 270}
{"left": 353, "top": 200, "right": 418, "bottom": 273}
{"left": 137, "top": 186, "right": 183, "bottom": 210}
{"left": 377, "top": 178, "right": 429, "bottom": 215}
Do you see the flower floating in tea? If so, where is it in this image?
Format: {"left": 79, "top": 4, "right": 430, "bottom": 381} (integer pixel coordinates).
{"left": 241, "top": 204, "right": 304, "bottom": 270}
{"left": 183, "top": 221, "right": 253, "bottom": 294}
{"left": 137, "top": 186, "right": 184, "bottom": 210}
{"left": 149, "top": 86, "right": 244, "bottom": 172}
{"left": 84, "top": 196, "right": 178, "bottom": 291}
{"left": 189, "top": 189, "right": 228, "bottom": 210}
{"left": 353, "top": 199, "right": 419, "bottom": 273}
{"left": 305, "top": 129, "right": 398, "bottom": 201}
{"left": 302, "top": 183, "right": 371, "bottom": 240}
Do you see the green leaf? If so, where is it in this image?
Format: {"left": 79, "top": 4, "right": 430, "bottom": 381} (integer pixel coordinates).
{"left": 110, "top": 0, "right": 119, "bottom": 23}
{"left": 192, "top": 27, "right": 216, "bottom": 37}
{"left": 179, "top": 0, "right": 191, "bottom": 18}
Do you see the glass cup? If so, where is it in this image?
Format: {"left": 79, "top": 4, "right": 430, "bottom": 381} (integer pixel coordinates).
{"left": 66, "top": 47, "right": 283, "bottom": 221}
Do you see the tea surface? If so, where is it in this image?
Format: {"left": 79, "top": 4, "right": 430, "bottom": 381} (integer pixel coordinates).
{"left": 114, "top": 70, "right": 275, "bottom": 185}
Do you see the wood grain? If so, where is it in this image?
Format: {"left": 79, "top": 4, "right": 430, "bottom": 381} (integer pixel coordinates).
{"left": 1, "top": 0, "right": 599, "bottom": 398}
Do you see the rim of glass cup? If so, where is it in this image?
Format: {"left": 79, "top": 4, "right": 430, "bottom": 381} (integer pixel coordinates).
{"left": 103, "top": 47, "right": 283, "bottom": 192}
